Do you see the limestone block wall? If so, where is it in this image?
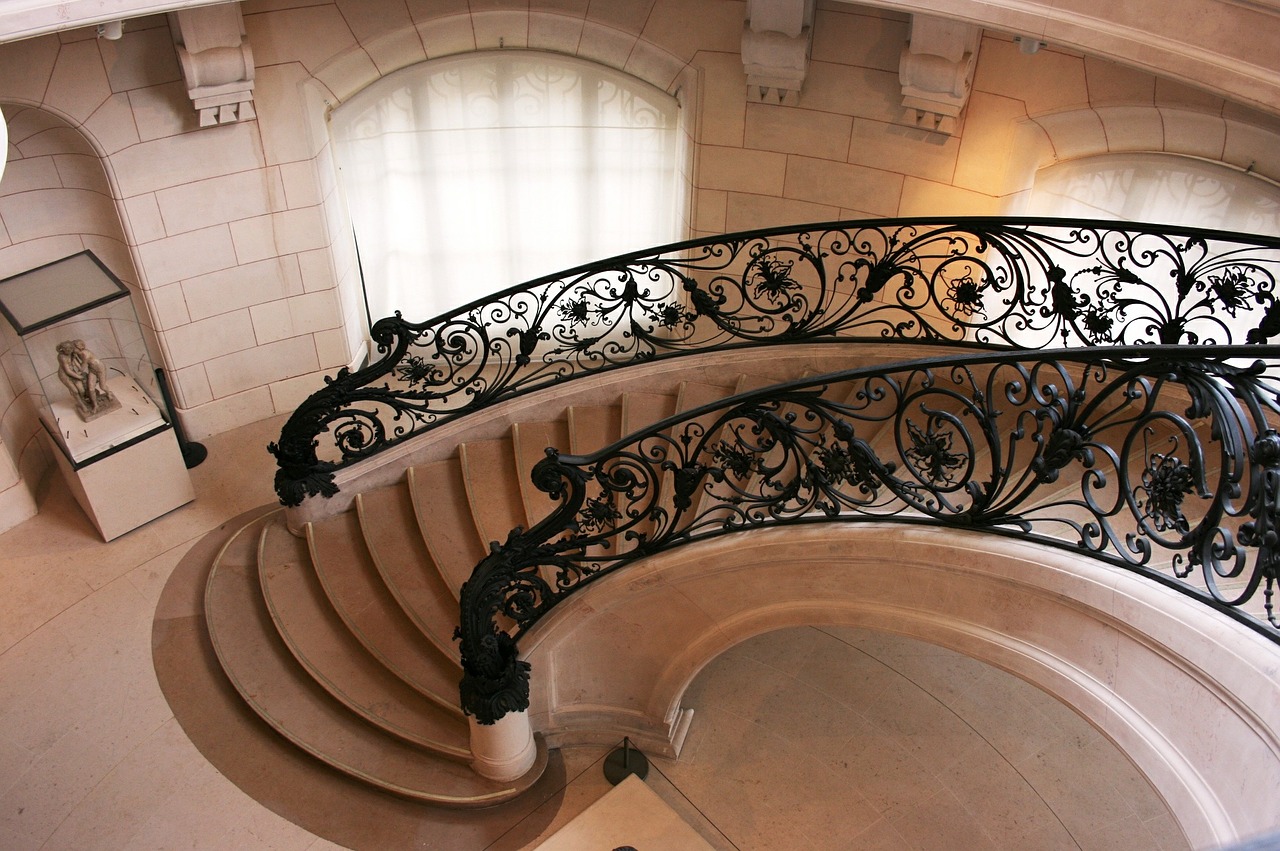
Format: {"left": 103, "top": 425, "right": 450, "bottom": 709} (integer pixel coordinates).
{"left": 690, "top": 3, "right": 1280, "bottom": 234}
{"left": 1, "top": 0, "right": 1279, "bottom": 532}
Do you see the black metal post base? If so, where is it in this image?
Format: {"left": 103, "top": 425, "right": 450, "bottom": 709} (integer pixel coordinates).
{"left": 180, "top": 441, "right": 208, "bottom": 468}
{"left": 603, "top": 737, "right": 649, "bottom": 785}
{"left": 154, "top": 368, "right": 207, "bottom": 468}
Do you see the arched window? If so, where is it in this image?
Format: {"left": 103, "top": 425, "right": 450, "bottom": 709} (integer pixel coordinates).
{"left": 331, "top": 51, "right": 689, "bottom": 323}
{"left": 1026, "top": 153, "right": 1280, "bottom": 236}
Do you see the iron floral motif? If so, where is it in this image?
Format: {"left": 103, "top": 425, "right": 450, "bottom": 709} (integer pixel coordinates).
{"left": 749, "top": 256, "right": 801, "bottom": 302}
{"left": 1080, "top": 304, "right": 1117, "bottom": 343}
{"left": 811, "top": 440, "right": 879, "bottom": 492}
{"left": 711, "top": 440, "right": 759, "bottom": 481}
{"left": 1209, "top": 267, "right": 1257, "bottom": 317}
{"left": 904, "top": 417, "right": 967, "bottom": 487}
{"left": 557, "top": 296, "right": 592, "bottom": 326}
{"left": 943, "top": 270, "right": 986, "bottom": 317}
{"left": 1136, "top": 449, "right": 1198, "bottom": 534}
{"left": 455, "top": 352, "right": 1280, "bottom": 721}
{"left": 577, "top": 495, "right": 622, "bottom": 533}
{"left": 272, "top": 219, "right": 1280, "bottom": 508}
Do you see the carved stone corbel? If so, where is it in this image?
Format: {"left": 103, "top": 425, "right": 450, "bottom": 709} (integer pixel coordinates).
{"left": 899, "top": 15, "right": 982, "bottom": 135}
{"left": 169, "top": 2, "right": 255, "bottom": 127}
{"left": 741, "top": 0, "right": 816, "bottom": 105}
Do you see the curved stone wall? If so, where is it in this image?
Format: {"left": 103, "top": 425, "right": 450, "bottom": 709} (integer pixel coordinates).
{"left": 521, "top": 523, "right": 1280, "bottom": 848}
{"left": 5, "top": 0, "right": 1280, "bottom": 114}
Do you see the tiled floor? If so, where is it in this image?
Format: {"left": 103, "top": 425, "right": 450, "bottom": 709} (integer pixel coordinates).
{"left": 0, "top": 414, "right": 1189, "bottom": 849}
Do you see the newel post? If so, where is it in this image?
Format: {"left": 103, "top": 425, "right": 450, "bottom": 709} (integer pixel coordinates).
{"left": 456, "top": 587, "right": 537, "bottom": 781}
{"left": 456, "top": 450, "right": 589, "bottom": 780}
{"left": 468, "top": 711, "right": 537, "bottom": 782}
{"left": 456, "top": 615, "right": 536, "bottom": 781}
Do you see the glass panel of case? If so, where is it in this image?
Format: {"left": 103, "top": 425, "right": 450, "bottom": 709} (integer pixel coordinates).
{"left": 0, "top": 251, "right": 170, "bottom": 466}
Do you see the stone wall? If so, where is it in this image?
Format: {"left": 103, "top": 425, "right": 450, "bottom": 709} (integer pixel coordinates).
{"left": 1, "top": 0, "right": 1279, "bottom": 529}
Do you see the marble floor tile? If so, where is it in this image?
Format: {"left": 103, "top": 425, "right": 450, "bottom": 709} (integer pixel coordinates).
{"left": 0, "top": 729, "right": 117, "bottom": 847}
{"left": 885, "top": 786, "right": 1002, "bottom": 851}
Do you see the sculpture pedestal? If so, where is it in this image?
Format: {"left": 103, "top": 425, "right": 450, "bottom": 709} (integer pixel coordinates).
{"left": 41, "top": 397, "right": 195, "bottom": 541}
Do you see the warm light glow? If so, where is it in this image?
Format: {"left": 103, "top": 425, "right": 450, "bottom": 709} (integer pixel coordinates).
{"left": 1029, "top": 153, "right": 1280, "bottom": 237}
{"left": 332, "top": 52, "right": 688, "bottom": 324}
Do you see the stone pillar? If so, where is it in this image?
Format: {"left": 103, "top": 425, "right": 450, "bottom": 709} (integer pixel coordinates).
{"left": 468, "top": 710, "right": 537, "bottom": 782}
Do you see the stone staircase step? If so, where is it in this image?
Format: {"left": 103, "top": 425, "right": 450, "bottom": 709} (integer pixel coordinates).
{"left": 259, "top": 520, "right": 470, "bottom": 757}
{"left": 206, "top": 514, "right": 545, "bottom": 806}
{"left": 459, "top": 437, "right": 529, "bottom": 548}
{"left": 304, "top": 495, "right": 462, "bottom": 711}
{"left": 408, "top": 461, "right": 486, "bottom": 597}
{"left": 733, "top": 372, "right": 777, "bottom": 394}
{"left": 621, "top": 390, "right": 677, "bottom": 436}
{"left": 675, "top": 379, "right": 734, "bottom": 415}
{"left": 511, "top": 419, "right": 570, "bottom": 526}
{"left": 568, "top": 404, "right": 621, "bottom": 455}
{"left": 352, "top": 487, "right": 465, "bottom": 668}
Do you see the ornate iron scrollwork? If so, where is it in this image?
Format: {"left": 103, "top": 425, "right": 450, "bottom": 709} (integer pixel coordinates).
{"left": 454, "top": 349, "right": 1280, "bottom": 721}
{"left": 257, "top": 215, "right": 1280, "bottom": 721}
{"left": 271, "top": 219, "right": 1280, "bottom": 506}
{"left": 1241, "top": 430, "right": 1280, "bottom": 624}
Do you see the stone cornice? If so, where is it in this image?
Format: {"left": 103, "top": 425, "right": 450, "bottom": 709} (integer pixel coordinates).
{"left": 0, "top": 0, "right": 219, "bottom": 43}
{"left": 843, "top": 0, "right": 1280, "bottom": 115}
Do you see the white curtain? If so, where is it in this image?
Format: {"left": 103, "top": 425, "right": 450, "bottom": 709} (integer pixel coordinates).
{"left": 332, "top": 52, "right": 687, "bottom": 324}
{"left": 1027, "top": 153, "right": 1280, "bottom": 237}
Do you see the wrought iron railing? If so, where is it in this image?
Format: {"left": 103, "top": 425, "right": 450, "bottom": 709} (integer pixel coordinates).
{"left": 269, "top": 218, "right": 1280, "bottom": 506}
{"left": 456, "top": 347, "right": 1280, "bottom": 722}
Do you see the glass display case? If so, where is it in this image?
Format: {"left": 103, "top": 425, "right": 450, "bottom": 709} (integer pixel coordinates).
{"left": 0, "top": 251, "right": 194, "bottom": 540}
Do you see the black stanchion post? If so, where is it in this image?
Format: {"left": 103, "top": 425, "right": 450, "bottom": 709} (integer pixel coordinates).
{"left": 154, "top": 368, "right": 207, "bottom": 468}
{"left": 603, "top": 736, "right": 649, "bottom": 785}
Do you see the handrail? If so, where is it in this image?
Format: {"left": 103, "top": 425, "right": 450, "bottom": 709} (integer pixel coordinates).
{"left": 269, "top": 218, "right": 1280, "bottom": 507}
{"left": 456, "top": 346, "right": 1280, "bottom": 723}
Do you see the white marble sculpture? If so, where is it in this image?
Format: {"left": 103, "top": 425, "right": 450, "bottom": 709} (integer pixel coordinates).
{"left": 56, "top": 339, "right": 119, "bottom": 422}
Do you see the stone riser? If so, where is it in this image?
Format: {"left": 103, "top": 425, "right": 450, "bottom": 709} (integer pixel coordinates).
{"left": 204, "top": 513, "right": 547, "bottom": 804}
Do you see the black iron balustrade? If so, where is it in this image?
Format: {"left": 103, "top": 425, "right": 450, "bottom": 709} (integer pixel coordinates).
{"left": 456, "top": 347, "right": 1280, "bottom": 723}
{"left": 269, "top": 218, "right": 1280, "bottom": 507}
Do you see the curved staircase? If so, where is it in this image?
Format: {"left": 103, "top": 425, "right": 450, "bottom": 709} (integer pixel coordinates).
{"left": 203, "top": 374, "right": 772, "bottom": 803}
{"left": 197, "top": 217, "right": 1280, "bottom": 824}
{"left": 205, "top": 361, "right": 1276, "bottom": 808}
{"left": 202, "top": 360, "right": 1278, "bottom": 816}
